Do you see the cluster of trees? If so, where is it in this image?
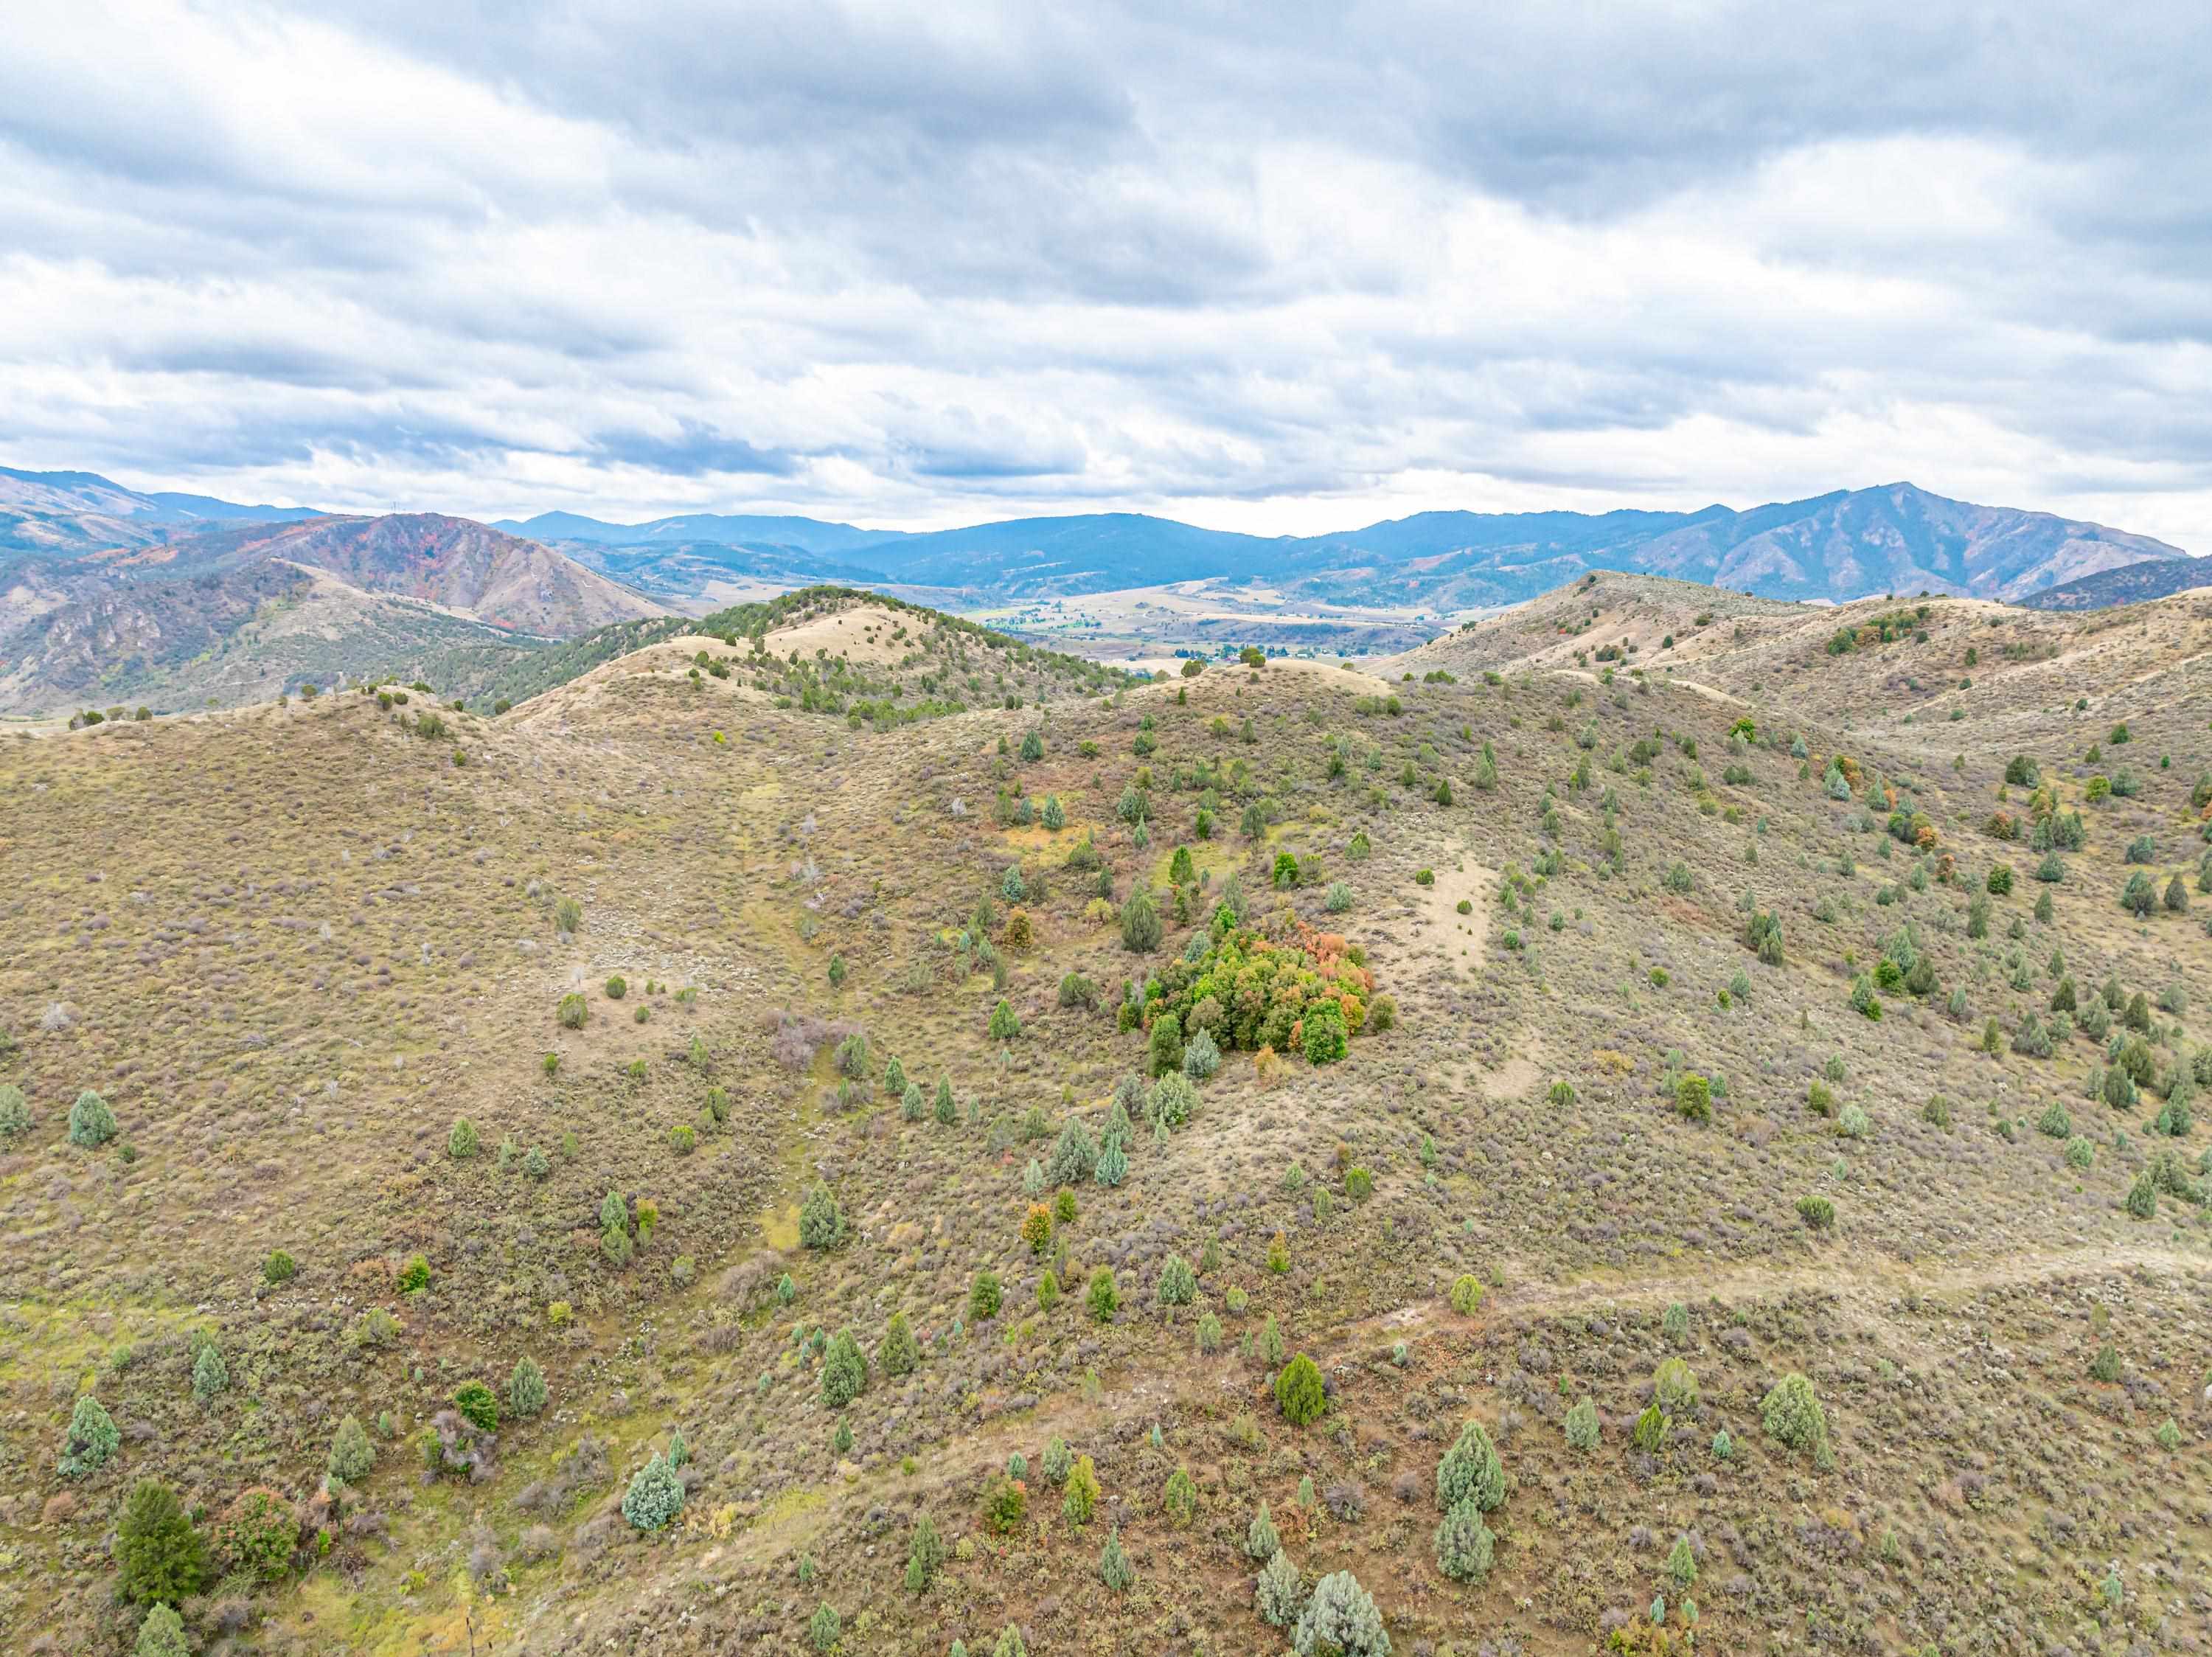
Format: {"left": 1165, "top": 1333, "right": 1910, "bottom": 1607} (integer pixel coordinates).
{"left": 1131, "top": 913, "right": 1380, "bottom": 1067}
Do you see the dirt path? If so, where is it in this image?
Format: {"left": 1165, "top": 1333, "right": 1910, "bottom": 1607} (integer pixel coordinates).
{"left": 700, "top": 1232, "right": 2208, "bottom": 1573}
{"left": 1544, "top": 664, "right": 1746, "bottom": 706}
{"left": 1329, "top": 1237, "right": 2211, "bottom": 1361}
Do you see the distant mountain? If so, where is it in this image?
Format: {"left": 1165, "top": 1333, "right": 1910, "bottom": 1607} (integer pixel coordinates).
{"left": 493, "top": 510, "right": 899, "bottom": 557}
{"left": 95, "top": 513, "right": 664, "bottom": 636}
{"left": 0, "top": 463, "right": 321, "bottom": 556}
{"left": 0, "top": 558, "right": 544, "bottom": 715}
{"left": 2017, "top": 554, "right": 2212, "bottom": 611}
{"left": 0, "top": 504, "right": 665, "bottom": 715}
{"left": 493, "top": 484, "right": 2188, "bottom": 608}
{"left": 1271, "top": 487, "right": 2187, "bottom": 608}
{"left": 852, "top": 511, "right": 1280, "bottom": 591}
{"left": 547, "top": 538, "right": 894, "bottom": 608}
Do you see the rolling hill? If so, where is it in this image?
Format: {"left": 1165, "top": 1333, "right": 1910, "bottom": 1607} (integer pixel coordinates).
{"left": 2020, "top": 554, "right": 2212, "bottom": 611}
{"left": 4, "top": 579, "right": 2208, "bottom": 1657}
{"left": 0, "top": 510, "right": 664, "bottom": 717}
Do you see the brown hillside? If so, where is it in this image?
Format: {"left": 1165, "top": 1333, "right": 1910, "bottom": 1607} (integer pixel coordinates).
{"left": 3, "top": 589, "right": 2208, "bottom": 1657}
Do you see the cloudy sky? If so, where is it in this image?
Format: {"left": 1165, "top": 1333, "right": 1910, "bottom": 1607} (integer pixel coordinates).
{"left": 2, "top": 1, "right": 2207, "bottom": 545}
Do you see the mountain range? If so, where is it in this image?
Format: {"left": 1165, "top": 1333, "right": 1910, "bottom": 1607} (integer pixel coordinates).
{"left": 502, "top": 484, "right": 2194, "bottom": 611}
{"left": 0, "top": 462, "right": 2199, "bottom": 716}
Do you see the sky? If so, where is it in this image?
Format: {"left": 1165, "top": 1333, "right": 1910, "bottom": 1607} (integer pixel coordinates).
{"left": 1, "top": 1, "right": 2207, "bottom": 547}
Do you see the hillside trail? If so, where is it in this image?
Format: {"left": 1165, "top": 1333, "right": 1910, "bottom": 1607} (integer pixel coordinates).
{"left": 1329, "top": 1235, "right": 2210, "bottom": 1361}
{"left": 728, "top": 1233, "right": 2209, "bottom": 1568}
{"left": 1544, "top": 664, "right": 1747, "bottom": 706}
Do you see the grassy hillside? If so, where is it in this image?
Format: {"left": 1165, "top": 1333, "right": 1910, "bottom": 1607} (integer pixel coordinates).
{"left": 481, "top": 586, "right": 1130, "bottom": 720}
{"left": 3, "top": 587, "right": 2209, "bottom": 1657}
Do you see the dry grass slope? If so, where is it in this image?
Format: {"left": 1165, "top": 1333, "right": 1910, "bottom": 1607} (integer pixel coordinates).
{"left": 3, "top": 590, "right": 2210, "bottom": 1657}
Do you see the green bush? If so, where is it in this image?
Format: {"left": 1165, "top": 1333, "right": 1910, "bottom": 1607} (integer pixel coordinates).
{"left": 557, "top": 993, "right": 588, "bottom": 1029}
{"left": 1654, "top": 1357, "right": 1698, "bottom": 1412}
{"left": 970, "top": 1271, "right": 1003, "bottom": 1321}
{"left": 1564, "top": 1397, "right": 1600, "bottom": 1451}
{"left": 68, "top": 1089, "right": 116, "bottom": 1148}
{"left": 1797, "top": 1193, "right": 1836, "bottom": 1230}
{"left": 1449, "top": 1274, "right": 1484, "bottom": 1314}
{"left": 983, "top": 1474, "right": 1028, "bottom": 1533}
{"left": 1062, "top": 1454, "right": 1102, "bottom": 1526}
{"left": 1760, "top": 1372, "right": 1829, "bottom": 1458}
{"left": 799, "top": 1182, "right": 845, "bottom": 1249}
{"left": 2126, "top": 1172, "right": 2157, "bottom": 1218}
{"left": 452, "top": 1380, "right": 499, "bottom": 1432}
{"left": 1121, "top": 888, "right": 1163, "bottom": 952}
{"left": 1276, "top": 1353, "right": 1326, "bottom": 1424}
{"left": 1301, "top": 1000, "right": 1349, "bottom": 1064}
{"left": 0, "top": 1083, "right": 29, "bottom": 1139}
{"left": 1163, "top": 1467, "right": 1197, "bottom": 1524}
{"left": 1147, "top": 1010, "right": 1185, "bottom": 1077}
{"left": 134, "top": 1605, "right": 191, "bottom": 1657}
{"left": 1086, "top": 1268, "right": 1119, "bottom": 1323}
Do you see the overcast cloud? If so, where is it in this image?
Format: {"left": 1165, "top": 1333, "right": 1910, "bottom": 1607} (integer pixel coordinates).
{"left": 1, "top": 0, "right": 2206, "bottom": 545}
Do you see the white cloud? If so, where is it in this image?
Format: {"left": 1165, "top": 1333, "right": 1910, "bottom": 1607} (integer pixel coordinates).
{"left": 0, "top": 0, "right": 2204, "bottom": 551}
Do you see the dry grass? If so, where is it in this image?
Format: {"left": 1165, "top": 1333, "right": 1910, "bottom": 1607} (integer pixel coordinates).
{"left": 4, "top": 583, "right": 2210, "bottom": 1657}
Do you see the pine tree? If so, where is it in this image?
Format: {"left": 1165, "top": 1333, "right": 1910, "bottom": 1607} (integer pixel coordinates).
{"left": 1436, "top": 1418, "right": 1506, "bottom": 1511}
{"left": 621, "top": 1452, "right": 684, "bottom": 1531}
{"left": 327, "top": 1415, "right": 375, "bottom": 1484}
{"left": 59, "top": 1394, "right": 119, "bottom": 1476}
{"left": 191, "top": 1344, "right": 229, "bottom": 1403}
{"left": 820, "top": 1328, "right": 868, "bottom": 1407}
{"left": 1100, "top": 1526, "right": 1135, "bottom": 1590}
{"left": 116, "top": 1479, "right": 209, "bottom": 1604}
{"left": 1246, "top": 1500, "right": 1281, "bottom": 1559}
{"left": 509, "top": 1356, "right": 548, "bottom": 1418}
{"left": 880, "top": 1311, "right": 920, "bottom": 1376}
